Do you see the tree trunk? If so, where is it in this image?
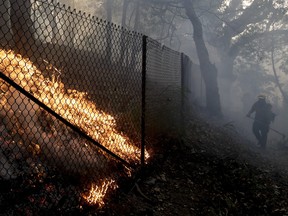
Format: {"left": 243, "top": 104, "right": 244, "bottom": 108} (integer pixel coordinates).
{"left": 10, "top": 0, "right": 35, "bottom": 57}
{"left": 133, "top": 0, "right": 140, "bottom": 32}
{"left": 106, "top": 0, "right": 113, "bottom": 63}
{"left": 119, "top": 0, "right": 129, "bottom": 65}
{"left": 0, "top": 0, "right": 12, "bottom": 48}
{"left": 182, "top": 0, "right": 222, "bottom": 116}
{"left": 60, "top": 0, "right": 75, "bottom": 47}
{"left": 271, "top": 32, "right": 288, "bottom": 104}
{"left": 50, "top": 2, "right": 60, "bottom": 44}
{"left": 130, "top": 0, "right": 141, "bottom": 69}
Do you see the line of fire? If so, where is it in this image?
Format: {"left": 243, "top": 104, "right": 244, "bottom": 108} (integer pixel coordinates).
{"left": 0, "top": 0, "right": 192, "bottom": 214}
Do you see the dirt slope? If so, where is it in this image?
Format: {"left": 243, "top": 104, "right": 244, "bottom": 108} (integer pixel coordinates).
{"left": 2, "top": 111, "right": 288, "bottom": 215}
{"left": 93, "top": 114, "right": 288, "bottom": 216}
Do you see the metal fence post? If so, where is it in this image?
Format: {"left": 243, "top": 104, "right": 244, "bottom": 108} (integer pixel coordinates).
{"left": 141, "top": 35, "right": 147, "bottom": 166}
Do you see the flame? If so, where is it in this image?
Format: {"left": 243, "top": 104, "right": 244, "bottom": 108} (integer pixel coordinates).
{"left": 0, "top": 49, "right": 149, "bottom": 163}
{"left": 82, "top": 179, "right": 118, "bottom": 207}
{"left": 0, "top": 49, "right": 150, "bottom": 206}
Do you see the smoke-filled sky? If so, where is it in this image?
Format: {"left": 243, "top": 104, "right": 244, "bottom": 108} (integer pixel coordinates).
{"left": 55, "top": 0, "right": 287, "bottom": 142}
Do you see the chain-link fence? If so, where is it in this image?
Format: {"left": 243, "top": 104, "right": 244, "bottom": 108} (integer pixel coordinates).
{"left": 145, "top": 38, "right": 182, "bottom": 141}
{"left": 0, "top": 0, "right": 194, "bottom": 213}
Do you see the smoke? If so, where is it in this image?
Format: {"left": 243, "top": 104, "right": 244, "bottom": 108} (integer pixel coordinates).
{"left": 43, "top": 0, "right": 288, "bottom": 149}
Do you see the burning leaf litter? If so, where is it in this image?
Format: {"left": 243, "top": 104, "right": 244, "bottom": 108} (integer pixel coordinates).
{"left": 82, "top": 179, "right": 118, "bottom": 206}
{"left": 0, "top": 48, "right": 149, "bottom": 206}
{"left": 0, "top": 48, "right": 149, "bottom": 163}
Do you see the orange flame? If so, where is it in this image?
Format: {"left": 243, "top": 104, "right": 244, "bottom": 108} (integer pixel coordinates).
{"left": 0, "top": 49, "right": 150, "bottom": 206}
{"left": 0, "top": 49, "right": 149, "bottom": 163}
{"left": 82, "top": 179, "right": 118, "bottom": 207}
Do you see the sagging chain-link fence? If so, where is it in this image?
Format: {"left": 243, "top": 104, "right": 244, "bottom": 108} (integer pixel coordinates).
{"left": 0, "top": 0, "right": 193, "bottom": 213}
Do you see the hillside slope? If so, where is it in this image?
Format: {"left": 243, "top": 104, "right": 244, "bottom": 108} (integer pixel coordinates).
{"left": 95, "top": 113, "right": 288, "bottom": 216}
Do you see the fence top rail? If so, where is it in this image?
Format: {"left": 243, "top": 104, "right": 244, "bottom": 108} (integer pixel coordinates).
{"left": 33, "top": 0, "right": 143, "bottom": 37}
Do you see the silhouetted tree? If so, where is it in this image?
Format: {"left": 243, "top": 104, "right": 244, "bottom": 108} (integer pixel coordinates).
{"left": 141, "top": 0, "right": 222, "bottom": 115}
{"left": 10, "top": 0, "right": 35, "bottom": 56}
{"left": 182, "top": 0, "right": 222, "bottom": 116}
{"left": 200, "top": 0, "right": 288, "bottom": 103}
{"left": 0, "top": 0, "right": 11, "bottom": 48}
{"left": 105, "top": 0, "right": 113, "bottom": 62}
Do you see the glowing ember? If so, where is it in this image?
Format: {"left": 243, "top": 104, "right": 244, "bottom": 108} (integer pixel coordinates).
{"left": 0, "top": 49, "right": 150, "bottom": 163}
{"left": 82, "top": 179, "right": 118, "bottom": 207}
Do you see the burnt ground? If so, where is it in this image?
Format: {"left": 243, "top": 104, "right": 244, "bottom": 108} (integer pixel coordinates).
{"left": 1, "top": 112, "right": 288, "bottom": 215}
{"left": 93, "top": 113, "right": 288, "bottom": 216}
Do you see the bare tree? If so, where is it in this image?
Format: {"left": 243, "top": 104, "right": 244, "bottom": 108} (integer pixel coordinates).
{"left": 136, "top": 0, "right": 222, "bottom": 115}
{"left": 205, "top": 0, "right": 287, "bottom": 86}
{"left": 182, "top": 0, "right": 222, "bottom": 116}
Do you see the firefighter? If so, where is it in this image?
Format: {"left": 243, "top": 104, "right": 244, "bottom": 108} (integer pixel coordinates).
{"left": 246, "top": 95, "right": 275, "bottom": 149}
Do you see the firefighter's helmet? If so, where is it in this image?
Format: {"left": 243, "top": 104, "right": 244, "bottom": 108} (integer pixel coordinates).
{"left": 258, "top": 94, "right": 266, "bottom": 100}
